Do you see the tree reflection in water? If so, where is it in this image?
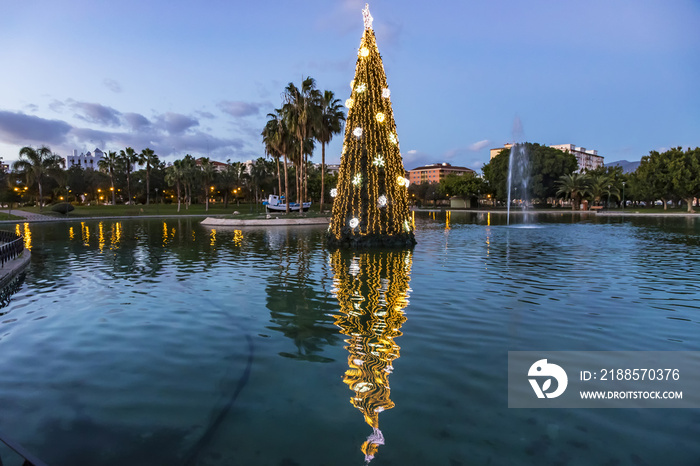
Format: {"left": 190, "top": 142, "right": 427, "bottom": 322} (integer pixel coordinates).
{"left": 330, "top": 249, "right": 412, "bottom": 463}
{"left": 265, "top": 232, "right": 340, "bottom": 362}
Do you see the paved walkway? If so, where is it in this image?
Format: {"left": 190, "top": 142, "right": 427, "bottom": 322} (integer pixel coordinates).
{"left": 201, "top": 216, "right": 330, "bottom": 226}
{"left": 0, "top": 210, "right": 57, "bottom": 221}
{"left": 413, "top": 208, "right": 699, "bottom": 217}
{"left": 0, "top": 210, "right": 215, "bottom": 224}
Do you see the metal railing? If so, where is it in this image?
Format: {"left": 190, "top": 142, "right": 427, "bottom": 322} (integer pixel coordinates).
{"left": 0, "top": 232, "right": 41, "bottom": 465}
{"left": 0, "top": 429, "right": 48, "bottom": 466}
{"left": 0, "top": 231, "right": 24, "bottom": 268}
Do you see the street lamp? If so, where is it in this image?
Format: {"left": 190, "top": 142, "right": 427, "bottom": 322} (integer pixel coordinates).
{"left": 155, "top": 188, "right": 159, "bottom": 214}
{"left": 607, "top": 184, "right": 611, "bottom": 209}
{"left": 622, "top": 182, "right": 626, "bottom": 210}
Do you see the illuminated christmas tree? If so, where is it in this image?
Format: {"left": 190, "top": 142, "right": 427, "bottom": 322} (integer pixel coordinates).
{"left": 330, "top": 249, "right": 413, "bottom": 463}
{"left": 327, "top": 4, "right": 416, "bottom": 248}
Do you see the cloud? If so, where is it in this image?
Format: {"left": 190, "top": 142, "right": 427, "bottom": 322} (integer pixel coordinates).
{"left": 317, "top": 0, "right": 367, "bottom": 35}
{"left": 442, "top": 148, "right": 462, "bottom": 160}
{"left": 443, "top": 139, "right": 492, "bottom": 162}
{"left": 374, "top": 20, "right": 403, "bottom": 49}
{"left": 168, "top": 131, "right": 246, "bottom": 155}
{"left": 49, "top": 99, "right": 66, "bottom": 113}
{"left": 218, "top": 101, "right": 262, "bottom": 118}
{"left": 403, "top": 149, "right": 433, "bottom": 169}
{"left": 254, "top": 81, "right": 271, "bottom": 99}
{"left": 69, "top": 127, "right": 116, "bottom": 149}
{"left": 123, "top": 112, "right": 151, "bottom": 131}
{"left": 103, "top": 79, "right": 123, "bottom": 93}
{"left": 468, "top": 159, "right": 486, "bottom": 170}
{"left": 1, "top": 104, "right": 254, "bottom": 162}
{"left": 70, "top": 101, "right": 122, "bottom": 127}
{"left": 196, "top": 111, "right": 216, "bottom": 120}
{"left": 67, "top": 125, "right": 247, "bottom": 161}
{"left": 0, "top": 111, "right": 72, "bottom": 145}
{"left": 155, "top": 112, "right": 199, "bottom": 134}
{"left": 469, "top": 139, "right": 490, "bottom": 151}
{"left": 24, "top": 104, "right": 39, "bottom": 113}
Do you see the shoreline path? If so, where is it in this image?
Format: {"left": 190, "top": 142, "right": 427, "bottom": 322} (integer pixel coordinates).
{"left": 0, "top": 210, "right": 218, "bottom": 224}
{"left": 0, "top": 209, "right": 696, "bottom": 225}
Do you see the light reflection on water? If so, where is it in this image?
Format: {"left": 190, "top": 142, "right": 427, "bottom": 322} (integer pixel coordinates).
{"left": 330, "top": 249, "right": 412, "bottom": 463}
{"left": 0, "top": 213, "right": 698, "bottom": 465}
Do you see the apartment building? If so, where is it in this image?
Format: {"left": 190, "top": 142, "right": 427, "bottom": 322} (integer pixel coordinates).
{"left": 408, "top": 163, "right": 475, "bottom": 185}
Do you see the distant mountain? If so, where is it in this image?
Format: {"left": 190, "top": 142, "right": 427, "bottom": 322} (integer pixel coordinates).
{"left": 606, "top": 160, "right": 640, "bottom": 173}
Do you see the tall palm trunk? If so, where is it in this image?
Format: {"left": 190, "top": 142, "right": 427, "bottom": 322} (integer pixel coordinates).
{"left": 110, "top": 176, "right": 116, "bottom": 205}
{"left": 299, "top": 138, "right": 304, "bottom": 207}
{"left": 284, "top": 154, "right": 290, "bottom": 214}
{"left": 176, "top": 182, "right": 181, "bottom": 212}
{"left": 304, "top": 153, "right": 308, "bottom": 208}
{"left": 276, "top": 156, "right": 282, "bottom": 197}
{"left": 126, "top": 172, "right": 132, "bottom": 205}
{"left": 37, "top": 180, "right": 44, "bottom": 209}
{"left": 320, "top": 143, "right": 326, "bottom": 212}
{"left": 146, "top": 167, "right": 151, "bottom": 205}
{"left": 296, "top": 164, "right": 300, "bottom": 206}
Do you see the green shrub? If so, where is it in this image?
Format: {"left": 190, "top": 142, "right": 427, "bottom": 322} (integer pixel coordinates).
{"left": 51, "top": 203, "right": 75, "bottom": 215}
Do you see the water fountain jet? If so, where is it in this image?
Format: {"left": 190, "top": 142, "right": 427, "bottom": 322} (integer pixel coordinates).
{"left": 506, "top": 117, "right": 530, "bottom": 225}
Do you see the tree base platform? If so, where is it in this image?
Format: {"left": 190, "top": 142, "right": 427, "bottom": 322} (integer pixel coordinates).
{"left": 326, "top": 232, "right": 416, "bottom": 249}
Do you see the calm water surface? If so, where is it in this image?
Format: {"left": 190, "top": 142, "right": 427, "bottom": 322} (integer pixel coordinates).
{"left": 0, "top": 212, "right": 699, "bottom": 465}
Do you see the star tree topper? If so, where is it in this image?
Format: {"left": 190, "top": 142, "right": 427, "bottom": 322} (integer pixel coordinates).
{"left": 362, "top": 3, "right": 373, "bottom": 30}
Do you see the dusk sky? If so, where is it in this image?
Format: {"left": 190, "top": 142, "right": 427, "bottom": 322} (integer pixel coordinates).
{"left": 1, "top": 0, "right": 698, "bottom": 172}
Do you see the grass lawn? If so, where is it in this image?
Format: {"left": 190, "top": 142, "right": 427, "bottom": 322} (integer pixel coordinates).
{"left": 14, "top": 202, "right": 333, "bottom": 219}
{"left": 0, "top": 212, "right": 24, "bottom": 221}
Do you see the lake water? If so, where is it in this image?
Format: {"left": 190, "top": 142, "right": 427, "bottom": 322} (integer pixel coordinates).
{"left": 0, "top": 212, "right": 699, "bottom": 465}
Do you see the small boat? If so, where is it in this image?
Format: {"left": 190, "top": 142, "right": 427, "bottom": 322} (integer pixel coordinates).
{"left": 263, "top": 194, "right": 311, "bottom": 212}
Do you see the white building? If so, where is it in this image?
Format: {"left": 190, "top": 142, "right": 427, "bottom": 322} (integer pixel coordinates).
{"left": 490, "top": 143, "right": 604, "bottom": 172}
{"left": 549, "top": 144, "right": 604, "bottom": 172}
{"left": 66, "top": 148, "right": 104, "bottom": 169}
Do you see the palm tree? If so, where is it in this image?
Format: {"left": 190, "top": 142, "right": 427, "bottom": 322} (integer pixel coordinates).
{"left": 584, "top": 173, "right": 607, "bottom": 206}
{"left": 250, "top": 157, "right": 271, "bottom": 205}
{"left": 283, "top": 77, "right": 321, "bottom": 207}
{"left": 138, "top": 148, "right": 159, "bottom": 205}
{"left": 315, "top": 90, "right": 345, "bottom": 212}
{"left": 218, "top": 160, "right": 247, "bottom": 208}
{"left": 262, "top": 115, "right": 283, "bottom": 200}
{"left": 199, "top": 157, "right": 217, "bottom": 211}
{"left": 13, "top": 145, "right": 64, "bottom": 210}
{"left": 556, "top": 173, "right": 589, "bottom": 210}
{"left": 119, "top": 147, "right": 139, "bottom": 204}
{"left": 97, "top": 151, "right": 119, "bottom": 205}
{"left": 181, "top": 155, "right": 198, "bottom": 209}
{"left": 165, "top": 160, "right": 185, "bottom": 212}
{"left": 263, "top": 111, "right": 294, "bottom": 213}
